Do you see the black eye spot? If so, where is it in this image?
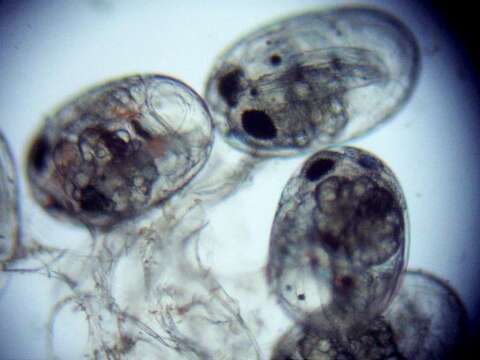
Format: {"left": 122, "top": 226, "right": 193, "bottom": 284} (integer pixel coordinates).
{"left": 305, "top": 158, "right": 335, "bottom": 181}
{"left": 80, "top": 185, "right": 112, "bottom": 213}
{"left": 250, "top": 87, "right": 258, "bottom": 97}
{"left": 358, "top": 154, "right": 381, "bottom": 170}
{"left": 270, "top": 54, "right": 282, "bottom": 66}
{"left": 218, "top": 68, "right": 244, "bottom": 107}
{"left": 297, "top": 293, "right": 306, "bottom": 301}
{"left": 241, "top": 110, "right": 277, "bottom": 139}
{"left": 30, "top": 136, "right": 50, "bottom": 172}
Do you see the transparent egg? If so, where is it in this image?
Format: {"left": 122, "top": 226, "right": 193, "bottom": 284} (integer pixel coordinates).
{"left": 0, "top": 132, "right": 19, "bottom": 262}
{"left": 385, "top": 270, "right": 468, "bottom": 359}
{"left": 26, "top": 75, "right": 213, "bottom": 229}
{"left": 205, "top": 7, "right": 419, "bottom": 156}
{"left": 266, "top": 147, "right": 408, "bottom": 331}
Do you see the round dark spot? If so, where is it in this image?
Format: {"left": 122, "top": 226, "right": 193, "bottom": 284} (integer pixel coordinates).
{"left": 305, "top": 158, "right": 335, "bottom": 181}
{"left": 297, "top": 293, "right": 306, "bottom": 301}
{"left": 270, "top": 54, "right": 282, "bottom": 66}
{"left": 358, "top": 154, "right": 381, "bottom": 171}
{"left": 250, "top": 87, "right": 258, "bottom": 97}
{"left": 80, "top": 185, "right": 112, "bottom": 213}
{"left": 285, "top": 284, "right": 292, "bottom": 291}
{"left": 217, "top": 68, "right": 244, "bottom": 107}
{"left": 241, "top": 110, "right": 277, "bottom": 139}
{"left": 30, "top": 136, "right": 50, "bottom": 172}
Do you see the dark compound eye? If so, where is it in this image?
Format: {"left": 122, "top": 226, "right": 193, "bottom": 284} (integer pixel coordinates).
{"left": 241, "top": 110, "right": 277, "bottom": 139}
{"left": 30, "top": 136, "right": 50, "bottom": 172}
{"left": 305, "top": 158, "right": 335, "bottom": 181}
{"left": 358, "top": 154, "right": 382, "bottom": 170}
{"left": 217, "top": 68, "right": 244, "bottom": 107}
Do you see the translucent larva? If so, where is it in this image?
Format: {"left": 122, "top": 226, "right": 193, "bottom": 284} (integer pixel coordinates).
{"left": 26, "top": 75, "right": 213, "bottom": 229}
{"left": 205, "top": 7, "right": 419, "bottom": 156}
{"left": 266, "top": 147, "right": 408, "bottom": 331}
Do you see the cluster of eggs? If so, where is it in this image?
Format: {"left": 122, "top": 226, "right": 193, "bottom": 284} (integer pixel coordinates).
{"left": 1, "top": 5, "right": 468, "bottom": 359}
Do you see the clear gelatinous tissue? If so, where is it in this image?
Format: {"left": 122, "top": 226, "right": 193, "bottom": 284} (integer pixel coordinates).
{"left": 385, "top": 270, "right": 468, "bottom": 359}
{"left": 26, "top": 74, "right": 213, "bottom": 229}
{"left": 0, "top": 132, "right": 19, "bottom": 263}
{"left": 44, "top": 201, "right": 260, "bottom": 359}
{"left": 266, "top": 147, "right": 408, "bottom": 332}
{"left": 205, "top": 7, "right": 419, "bottom": 156}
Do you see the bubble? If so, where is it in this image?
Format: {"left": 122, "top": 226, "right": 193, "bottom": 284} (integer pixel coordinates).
{"left": 385, "top": 270, "right": 468, "bottom": 359}
{"left": 0, "top": 132, "right": 19, "bottom": 263}
{"left": 26, "top": 75, "right": 213, "bottom": 229}
{"left": 266, "top": 146, "right": 408, "bottom": 331}
{"left": 205, "top": 6, "right": 419, "bottom": 156}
